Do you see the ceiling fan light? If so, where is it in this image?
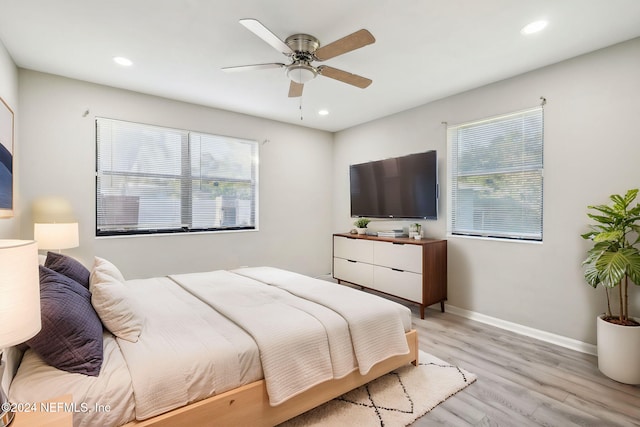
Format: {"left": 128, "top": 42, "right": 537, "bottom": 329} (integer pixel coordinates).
{"left": 286, "top": 63, "right": 317, "bottom": 84}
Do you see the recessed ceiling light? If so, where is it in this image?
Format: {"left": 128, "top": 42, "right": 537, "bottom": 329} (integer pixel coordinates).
{"left": 520, "top": 20, "right": 548, "bottom": 35}
{"left": 318, "top": 109, "right": 329, "bottom": 116}
{"left": 113, "top": 56, "right": 133, "bottom": 67}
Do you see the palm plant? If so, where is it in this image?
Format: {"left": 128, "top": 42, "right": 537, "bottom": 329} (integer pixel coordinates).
{"left": 581, "top": 189, "right": 640, "bottom": 325}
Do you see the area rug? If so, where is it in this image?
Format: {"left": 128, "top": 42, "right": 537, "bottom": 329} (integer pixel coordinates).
{"left": 280, "top": 351, "right": 476, "bottom": 426}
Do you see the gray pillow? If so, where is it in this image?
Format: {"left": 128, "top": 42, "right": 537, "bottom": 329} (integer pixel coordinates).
{"left": 26, "top": 266, "right": 103, "bottom": 376}
{"left": 44, "top": 251, "right": 90, "bottom": 289}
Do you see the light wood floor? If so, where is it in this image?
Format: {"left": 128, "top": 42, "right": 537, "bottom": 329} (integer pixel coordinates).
{"left": 407, "top": 307, "right": 640, "bottom": 426}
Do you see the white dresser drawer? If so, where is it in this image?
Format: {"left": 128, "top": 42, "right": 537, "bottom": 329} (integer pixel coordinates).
{"left": 333, "top": 257, "right": 374, "bottom": 288}
{"left": 373, "top": 266, "right": 422, "bottom": 302}
{"left": 333, "top": 236, "right": 374, "bottom": 263}
{"left": 373, "top": 241, "right": 422, "bottom": 274}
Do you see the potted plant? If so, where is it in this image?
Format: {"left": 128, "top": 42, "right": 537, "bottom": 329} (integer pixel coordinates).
{"left": 353, "top": 218, "right": 371, "bottom": 235}
{"left": 581, "top": 189, "right": 640, "bottom": 384}
{"left": 413, "top": 223, "right": 422, "bottom": 239}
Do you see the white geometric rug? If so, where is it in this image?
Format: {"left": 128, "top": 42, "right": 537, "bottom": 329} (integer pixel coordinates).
{"left": 280, "top": 351, "right": 477, "bottom": 426}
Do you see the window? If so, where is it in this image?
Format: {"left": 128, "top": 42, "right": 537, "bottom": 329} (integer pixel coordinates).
{"left": 447, "top": 107, "right": 543, "bottom": 241}
{"left": 96, "top": 118, "right": 258, "bottom": 236}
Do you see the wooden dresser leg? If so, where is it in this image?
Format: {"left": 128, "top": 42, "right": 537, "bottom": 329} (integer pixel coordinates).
{"left": 440, "top": 301, "right": 445, "bottom": 312}
{"left": 420, "top": 305, "right": 425, "bottom": 319}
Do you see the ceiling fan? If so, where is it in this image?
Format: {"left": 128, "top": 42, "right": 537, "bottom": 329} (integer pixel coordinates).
{"left": 222, "top": 19, "right": 375, "bottom": 97}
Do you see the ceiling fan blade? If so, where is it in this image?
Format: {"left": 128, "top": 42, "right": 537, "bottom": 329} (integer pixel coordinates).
{"left": 318, "top": 66, "right": 372, "bottom": 88}
{"left": 222, "top": 63, "right": 285, "bottom": 72}
{"left": 288, "top": 81, "right": 303, "bottom": 98}
{"left": 315, "top": 29, "right": 375, "bottom": 61}
{"left": 239, "top": 19, "right": 294, "bottom": 55}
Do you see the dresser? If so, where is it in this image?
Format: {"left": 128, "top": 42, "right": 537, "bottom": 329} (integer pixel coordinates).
{"left": 332, "top": 233, "right": 447, "bottom": 318}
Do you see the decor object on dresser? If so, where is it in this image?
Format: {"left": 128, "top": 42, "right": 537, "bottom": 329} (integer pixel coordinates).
{"left": 581, "top": 188, "right": 640, "bottom": 384}
{"left": 409, "top": 222, "right": 422, "bottom": 239}
{"left": 333, "top": 233, "right": 447, "bottom": 318}
{"left": 353, "top": 217, "right": 371, "bottom": 235}
{"left": 0, "top": 240, "right": 40, "bottom": 427}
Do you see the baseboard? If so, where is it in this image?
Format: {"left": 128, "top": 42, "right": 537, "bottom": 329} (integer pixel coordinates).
{"left": 444, "top": 304, "right": 597, "bottom": 356}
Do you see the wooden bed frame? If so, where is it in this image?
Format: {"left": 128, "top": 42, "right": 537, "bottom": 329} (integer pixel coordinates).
{"left": 124, "top": 329, "right": 419, "bottom": 427}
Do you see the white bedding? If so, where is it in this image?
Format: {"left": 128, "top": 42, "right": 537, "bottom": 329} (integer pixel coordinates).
{"left": 116, "top": 276, "right": 262, "bottom": 420}
{"left": 232, "top": 267, "right": 412, "bottom": 374}
{"left": 9, "top": 332, "right": 136, "bottom": 427}
{"left": 171, "top": 270, "right": 359, "bottom": 405}
{"left": 9, "top": 267, "right": 413, "bottom": 425}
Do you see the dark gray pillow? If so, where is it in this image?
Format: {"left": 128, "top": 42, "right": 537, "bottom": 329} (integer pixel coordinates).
{"left": 45, "top": 251, "right": 90, "bottom": 289}
{"left": 26, "top": 266, "right": 103, "bottom": 376}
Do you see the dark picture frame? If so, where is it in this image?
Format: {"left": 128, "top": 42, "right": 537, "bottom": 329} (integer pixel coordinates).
{"left": 0, "top": 96, "right": 14, "bottom": 217}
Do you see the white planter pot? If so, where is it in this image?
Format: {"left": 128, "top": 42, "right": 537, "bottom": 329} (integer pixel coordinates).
{"left": 356, "top": 228, "right": 367, "bottom": 235}
{"left": 596, "top": 315, "right": 640, "bottom": 384}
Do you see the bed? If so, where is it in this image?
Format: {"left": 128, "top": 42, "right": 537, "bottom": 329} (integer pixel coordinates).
{"left": 8, "top": 254, "right": 418, "bottom": 426}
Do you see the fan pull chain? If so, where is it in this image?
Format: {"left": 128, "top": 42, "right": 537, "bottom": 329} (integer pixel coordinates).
{"left": 299, "top": 97, "right": 304, "bottom": 121}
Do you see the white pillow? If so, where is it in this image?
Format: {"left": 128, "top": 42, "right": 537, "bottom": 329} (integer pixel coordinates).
{"left": 90, "top": 256, "right": 126, "bottom": 290}
{"left": 90, "top": 257, "right": 143, "bottom": 343}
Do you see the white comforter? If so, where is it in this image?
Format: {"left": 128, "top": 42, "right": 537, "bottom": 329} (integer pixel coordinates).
{"left": 171, "top": 267, "right": 410, "bottom": 406}
{"left": 232, "top": 267, "right": 412, "bottom": 374}
{"left": 116, "top": 276, "right": 262, "bottom": 420}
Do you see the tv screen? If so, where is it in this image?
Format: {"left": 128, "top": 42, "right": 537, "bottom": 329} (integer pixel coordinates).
{"left": 350, "top": 150, "right": 438, "bottom": 219}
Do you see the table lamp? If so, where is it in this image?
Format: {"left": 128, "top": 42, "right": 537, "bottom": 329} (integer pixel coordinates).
{"left": 32, "top": 196, "right": 79, "bottom": 253}
{"left": 0, "top": 240, "right": 41, "bottom": 426}
{"left": 33, "top": 222, "right": 79, "bottom": 252}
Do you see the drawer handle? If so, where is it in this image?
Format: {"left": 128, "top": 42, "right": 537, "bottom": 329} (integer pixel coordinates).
{"left": 347, "top": 259, "right": 357, "bottom": 263}
{"left": 392, "top": 268, "right": 404, "bottom": 272}
{"left": 392, "top": 242, "right": 405, "bottom": 245}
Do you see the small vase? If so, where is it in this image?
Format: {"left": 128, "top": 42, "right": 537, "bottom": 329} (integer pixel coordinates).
{"left": 356, "top": 227, "right": 367, "bottom": 235}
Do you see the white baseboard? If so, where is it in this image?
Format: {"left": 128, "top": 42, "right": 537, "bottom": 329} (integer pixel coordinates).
{"left": 444, "top": 304, "right": 597, "bottom": 356}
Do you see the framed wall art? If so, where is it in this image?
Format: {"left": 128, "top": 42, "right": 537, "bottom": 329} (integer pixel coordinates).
{"left": 0, "top": 96, "right": 14, "bottom": 217}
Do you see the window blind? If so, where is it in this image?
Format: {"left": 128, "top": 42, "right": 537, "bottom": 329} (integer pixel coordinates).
{"left": 96, "top": 118, "right": 258, "bottom": 236}
{"left": 447, "top": 107, "right": 543, "bottom": 241}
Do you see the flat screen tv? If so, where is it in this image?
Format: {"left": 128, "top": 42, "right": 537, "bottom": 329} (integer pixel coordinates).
{"left": 350, "top": 150, "right": 438, "bottom": 220}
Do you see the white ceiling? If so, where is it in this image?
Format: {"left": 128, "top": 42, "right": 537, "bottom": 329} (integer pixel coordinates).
{"left": 1, "top": 0, "right": 640, "bottom": 132}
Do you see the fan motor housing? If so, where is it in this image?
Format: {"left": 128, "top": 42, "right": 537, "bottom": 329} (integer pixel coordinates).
{"left": 285, "top": 33, "right": 320, "bottom": 56}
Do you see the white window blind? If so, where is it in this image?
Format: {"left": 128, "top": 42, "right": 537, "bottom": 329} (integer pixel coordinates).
{"left": 96, "top": 118, "right": 258, "bottom": 236}
{"left": 447, "top": 107, "right": 543, "bottom": 241}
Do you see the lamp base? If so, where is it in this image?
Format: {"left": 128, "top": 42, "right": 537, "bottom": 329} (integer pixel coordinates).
{"left": 0, "top": 356, "right": 15, "bottom": 426}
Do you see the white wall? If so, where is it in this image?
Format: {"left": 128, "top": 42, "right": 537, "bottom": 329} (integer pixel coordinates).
{"left": 0, "top": 39, "right": 19, "bottom": 238}
{"left": 13, "top": 38, "right": 640, "bottom": 346}
{"left": 17, "top": 70, "right": 334, "bottom": 279}
{"left": 333, "top": 38, "right": 640, "bottom": 345}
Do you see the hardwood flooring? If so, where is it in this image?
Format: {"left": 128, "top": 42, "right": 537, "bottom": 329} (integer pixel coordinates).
{"left": 407, "top": 307, "right": 640, "bottom": 426}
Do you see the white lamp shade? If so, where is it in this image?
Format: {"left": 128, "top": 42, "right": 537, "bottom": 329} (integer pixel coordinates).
{"left": 34, "top": 222, "right": 79, "bottom": 250}
{"left": 0, "top": 240, "right": 41, "bottom": 347}
{"left": 286, "top": 64, "right": 317, "bottom": 84}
